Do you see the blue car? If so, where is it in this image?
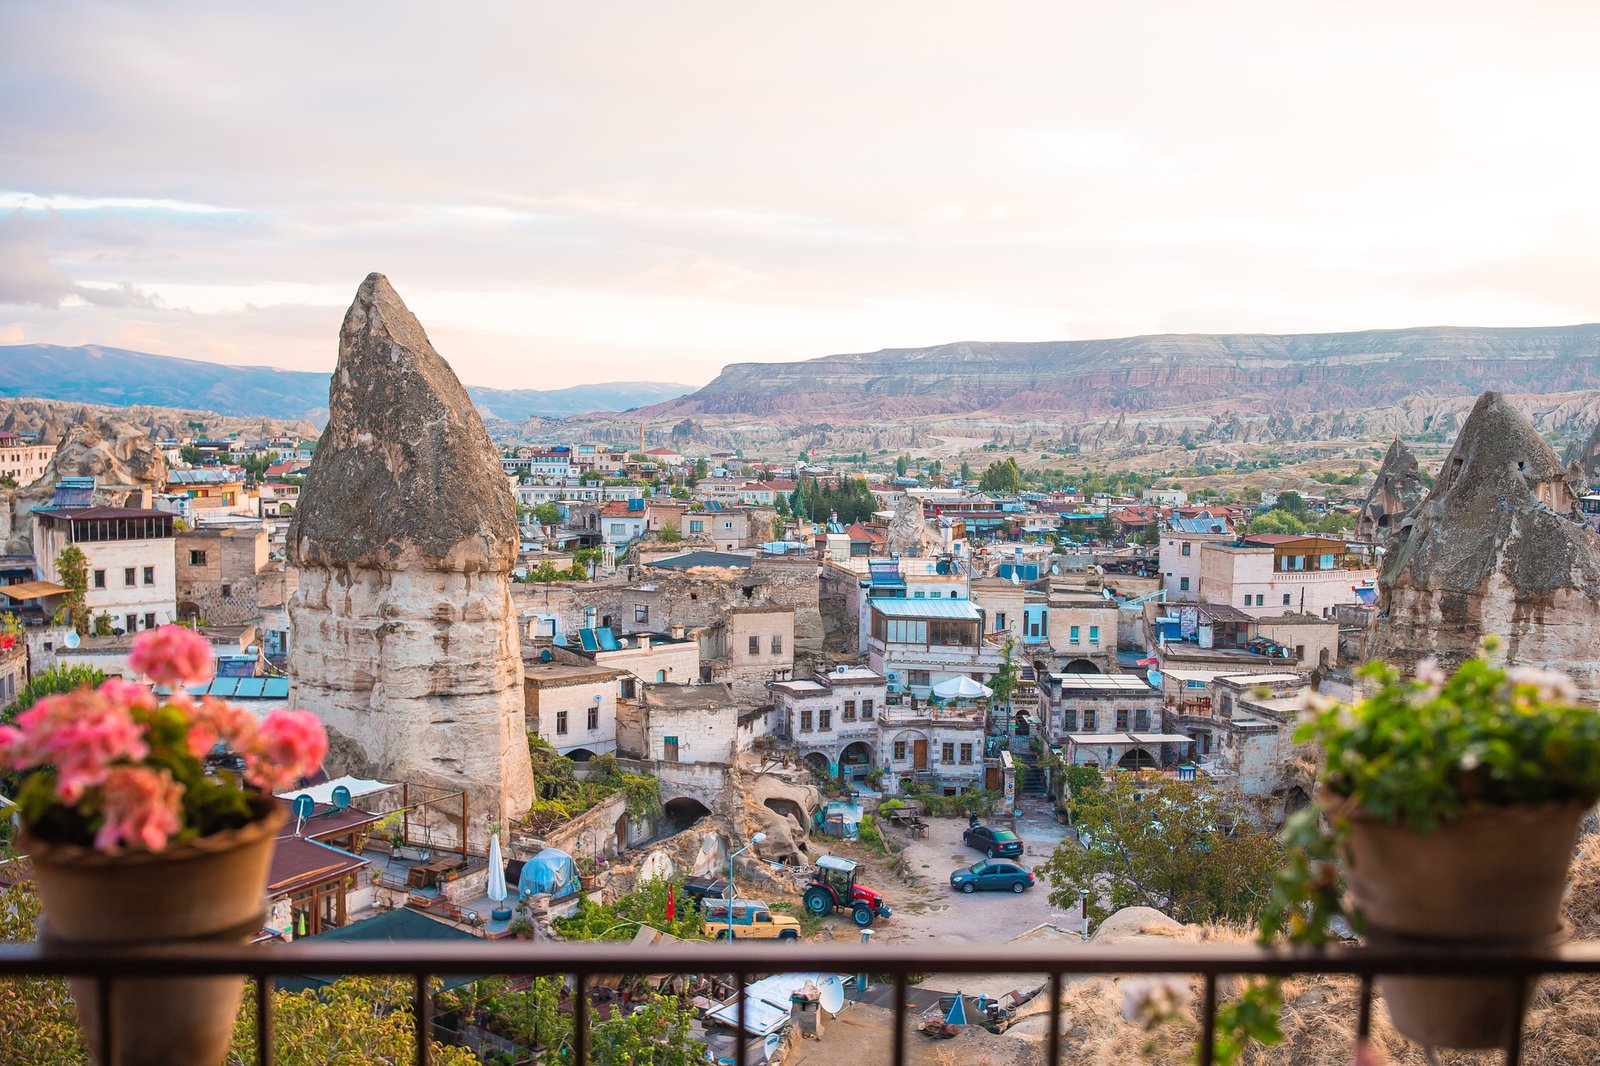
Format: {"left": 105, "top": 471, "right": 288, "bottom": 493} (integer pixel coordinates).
{"left": 950, "top": 860, "right": 1035, "bottom": 894}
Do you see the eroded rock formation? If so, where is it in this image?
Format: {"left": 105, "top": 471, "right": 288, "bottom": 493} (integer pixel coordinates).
{"left": 1371, "top": 392, "right": 1600, "bottom": 701}
{"left": 1, "top": 415, "right": 167, "bottom": 553}
{"left": 1355, "top": 437, "right": 1426, "bottom": 543}
{"left": 885, "top": 493, "right": 929, "bottom": 557}
{"left": 1564, "top": 419, "right": 1600, "bottom": 492}
{"left": 288, "top": 273, "right": 535, "bottom": 834}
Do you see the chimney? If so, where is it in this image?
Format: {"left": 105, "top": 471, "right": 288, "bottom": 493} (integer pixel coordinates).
{"left": 638, "top": 635, "right": 651, "bottom": 651}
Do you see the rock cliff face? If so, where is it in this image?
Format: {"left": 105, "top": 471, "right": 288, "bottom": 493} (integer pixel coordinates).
{"left": 1371, "top": 392, "right": 1600, "bottom": 701}
{"left": 644, "top": 323, "right": 1600, "bottom": 421}
{"left": 1355, "top": 438, "right": 1427, "bottom": 543}
{"left": 1, "top": 415, "right": 167, "bottom": 553}
{"left": 1563, "top": 419, "right": 1600, "bottom": 492}
{"left": 289, "top": 273, "right": 535, "bottom": 834}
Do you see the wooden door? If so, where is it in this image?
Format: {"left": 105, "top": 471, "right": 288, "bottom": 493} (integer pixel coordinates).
{"left": 913, "top": 738, "right": 929, "bottom": 770}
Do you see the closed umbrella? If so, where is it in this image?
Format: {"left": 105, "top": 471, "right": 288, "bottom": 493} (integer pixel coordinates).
{"left": 487, "top": 833, "right": 512, "bottom": 921}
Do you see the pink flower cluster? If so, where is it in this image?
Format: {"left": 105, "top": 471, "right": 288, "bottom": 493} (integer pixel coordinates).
{"left": 0, "top": 625, "right": 327, "bottom": 853}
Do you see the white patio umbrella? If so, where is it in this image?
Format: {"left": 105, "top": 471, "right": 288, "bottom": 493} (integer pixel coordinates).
{"left": 931, "top": 676, "right": 993, "bottom": 701}
{"left": 487, "top": 832, "right": 511, "bottom": 919}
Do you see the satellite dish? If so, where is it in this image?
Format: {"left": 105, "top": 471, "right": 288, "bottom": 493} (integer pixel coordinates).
{"left": 331, "top": 785, "right": 351, "bottom": 811}
{"left": 292, "top": 794, "right": 315, "bottom": 820}
{"left": 1147, "top": 669, "right": 1163, "bottom": 688}
{"left": 816, "top": 974, "right": 846, "bottom": 1014}
{"left": 763, "top": 1033, "right": 784, "bottom": 1059}
{"left": 63, "top": 630, "right": 81, "bottom": 649}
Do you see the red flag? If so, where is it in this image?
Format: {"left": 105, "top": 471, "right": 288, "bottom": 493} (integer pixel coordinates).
{"left": 666, "top": 884, "right": 676, "bottom": 922}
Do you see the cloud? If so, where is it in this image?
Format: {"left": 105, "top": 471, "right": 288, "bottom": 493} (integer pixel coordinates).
{"left": 0, "top": 209, "right": 164, "bottom": 310}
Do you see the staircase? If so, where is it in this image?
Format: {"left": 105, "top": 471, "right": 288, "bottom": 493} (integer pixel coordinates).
{"left": 1010, "top": 742, "right": 1048, "bottom": 797}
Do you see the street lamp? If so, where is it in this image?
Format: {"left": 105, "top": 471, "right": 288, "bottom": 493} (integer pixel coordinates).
{"left": 726, "top": 832, "right": 767, "bottom": 942}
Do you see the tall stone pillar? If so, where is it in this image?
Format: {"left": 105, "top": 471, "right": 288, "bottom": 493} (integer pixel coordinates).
{"left": 288, "top": 273, "right": 535, "bottom": 837}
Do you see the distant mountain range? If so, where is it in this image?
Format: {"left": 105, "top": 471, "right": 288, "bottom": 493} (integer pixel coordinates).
{"left": 0, "top": 344, "right": 692, "bottom": 422}
{"left": 642, "top": 323, "right": 1600, "bottom": 421}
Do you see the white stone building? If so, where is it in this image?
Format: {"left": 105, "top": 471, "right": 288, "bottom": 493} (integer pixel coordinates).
{"left": 523, "top": 660, "right": 625, "bottom": 758}
{"left": 0, "top": 431, "right": 54, "bottom": 486}
{"left": 32, "top": 504, "right": 178, "bottom": 634}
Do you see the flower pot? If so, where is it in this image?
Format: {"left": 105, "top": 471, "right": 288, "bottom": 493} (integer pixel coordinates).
{"left": 1322, "top": 790, "right": 1587, "bottom": 1049}
{"left": 22, "top": 801, "right": 286, "bottom": 1066}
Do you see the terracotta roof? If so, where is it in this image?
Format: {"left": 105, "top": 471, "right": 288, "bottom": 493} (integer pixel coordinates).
{"left": 600, "top": 501, "right": 641, "bottom": 516}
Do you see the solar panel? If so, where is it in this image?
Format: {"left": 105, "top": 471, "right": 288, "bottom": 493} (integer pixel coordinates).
{"left": 597, "top": 628, "right": 620, "bottom": 651}
{"left": 208, "top": 677, "right": 240, "bottom": 697}
{"left": 234, "top": 678, "right": 265, "bottom": 698}
{"left": 579, "top": 628, "right": 600, "bottom": 652}
{"left": 263, "top": 677, "right": 290, "bottom": 698}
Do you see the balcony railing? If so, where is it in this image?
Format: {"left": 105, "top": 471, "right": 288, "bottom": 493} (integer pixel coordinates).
{"left": 2, "top": 937, "right": 1596, "bottom": 1065}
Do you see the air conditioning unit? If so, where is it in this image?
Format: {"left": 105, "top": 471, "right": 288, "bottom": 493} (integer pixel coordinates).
{"left": 886, "top": 672, "right": 899, "bottom": 681}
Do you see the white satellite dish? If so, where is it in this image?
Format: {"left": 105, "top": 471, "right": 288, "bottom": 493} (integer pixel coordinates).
{"left": 816, "top": 974, "right": 846, "bottom": 1014}
{"left": 63, "top": 630, "right": 81, "bottom": 649}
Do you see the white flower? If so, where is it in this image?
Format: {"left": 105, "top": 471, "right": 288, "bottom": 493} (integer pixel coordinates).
{"left": 1415, "top": 658, "right": 1447, "bottom": 687}
{"left": 1460, "top": 751, "right": 1482, "bottom": 772}
{"left": 1121, "top": 975, "right": 1191, "bottom": 1029}
{"left": 1506, "top": 665, "right": 1580, "bottom": 704}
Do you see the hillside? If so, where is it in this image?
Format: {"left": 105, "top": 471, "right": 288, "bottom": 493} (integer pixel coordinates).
{"left": 642, "top": 324, "right": 1600, "bottom": 420}
{"left": 0, "top": 344, "right": 690, "bottom": 421}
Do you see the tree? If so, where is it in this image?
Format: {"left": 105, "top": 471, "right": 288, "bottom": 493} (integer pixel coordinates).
{"left": 989, "top": 638, "right": 1019, "bottom": 737}
{"left": 1246, "top": 510, "right": 1308, "bottom": 536}
{"left": 694, "top": 458, "right": 709, "bottom": 480}
{"left": 658, "top": 526, "right": 682, "bottom": 543}
{"left": 53, "top": 544, "right": 89, "bottom": 636}
{"left": 238, "top": 451, "right": 280, "bottom": 482}
{"left": 979, "top": 458, "right": 1023, "bottom": 495}
{"left": 960, "top": 461, "right": 973, "bottom": 482}
{"left": 894, "top": 454, "right": 910, "bottom": 477}
{"left": 91, "top": 613, "right": 114, "bottom": 637}
{"left": 1273, "top": 490, "right": 1307, "bottom": 516}
{"left": 179, "top": 444, "right": 205, "bottom": 465}
{"left": 1035, "top": 774, "right": 1285, "bottom": 926}
{"left": 0, "top": 883, "right": 84, "bottom": 1063}
{"left": 530, "top": 502, "right": 562, "bottom": 528}
{"left": 3, "top": 664, "right": 107, "bottom": 725}
{"left": 229, "top": 976, "right": 479, "bottom": 1066}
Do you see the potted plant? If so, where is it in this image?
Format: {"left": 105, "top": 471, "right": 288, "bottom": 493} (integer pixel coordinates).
{"left": 508, "top": 916, "right": 536, "bottom": 940}
{"left": 0, "top": 625, "right": 327, "bottom": 1066}
{"left": 1292, "top": 652, "right": 1600, "bottom": 1049}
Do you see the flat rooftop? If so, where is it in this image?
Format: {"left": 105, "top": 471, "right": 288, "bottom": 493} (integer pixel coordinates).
{"left": 523, "top": 661, "right": 625, "bottom": 686}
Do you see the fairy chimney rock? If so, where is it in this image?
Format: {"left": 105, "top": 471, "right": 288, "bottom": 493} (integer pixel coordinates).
{"left": 1563, "top": 419, "right": 1600, "bottom": 494}
{"left": 1371, "top": 392, "right": 1600, "bottom": 702}
{"left": 1354, "top": 437, "right": 1426, "bottom": 544}
{"left": 288, "top": 273, "right": 535, "bottom": 831}
{"left": 886, "top": 493, "right": 928, "bottom": 557}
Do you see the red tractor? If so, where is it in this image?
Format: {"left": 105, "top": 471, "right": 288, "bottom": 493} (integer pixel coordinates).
{"left": 803, "top": 855, "right": 892, "bottom": 927}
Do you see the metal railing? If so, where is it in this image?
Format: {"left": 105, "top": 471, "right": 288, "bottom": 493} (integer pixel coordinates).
{"left": 3, "top": 938, "right": 1599, "bottom": 1065}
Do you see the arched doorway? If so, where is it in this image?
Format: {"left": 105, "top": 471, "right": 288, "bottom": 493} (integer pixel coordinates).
{"left": 1064, "top": 658, "right": 1100, "bottom": 674}
{"left": 1117, "top": 747, "right": 1159, "bottom": 771}
{"left": 802, "top": 752, "right": 832, "bottom": 779}
{"left": 892, "top": 730, "right": 930, "bottom": 772}
{"left": 838, "top": 741, "right": 874, "bottom": 781}
{"left": 661, "top": 797, "right": 711, "bottom": 834}
{"left": 764, "top": 798, "right": 806, "bottom": 832}
{"left": 565, "top": 747, "right": 598, "bottom": 762}
{"left": 614, "top": 811, "right": 630, "bottom": 850}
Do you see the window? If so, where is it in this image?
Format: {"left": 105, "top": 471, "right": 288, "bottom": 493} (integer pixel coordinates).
{"left": 1135, "top": 710, "right": 1150, "bottom": 731}
{"left": 143, "top": 566, "right": 154, "bottom": 585}
{"left": 609, "top": 522, "right": 625, "bottom": 535}
{"left": 124, "top": 567, "right": 136, "bottom": 587}
{"left": 635, "top": 604, "right": 649, "bottom": 623}
{"left": 893, "top": 740, "right": 907, "bottom": 761}
{"left": 587, "top": 705, "right": 599, "bottom": 730}
{"left": 907, "top": 670, "right": 931, "bottom": 688}
{"left": 124, "top": 613, "right": 137, "bottom": 632}
{"left": 1243, "top": 594, "right": 1251, "bottom": 607}
{"left": 1084, "top": 709, "right": 1097, "bottom": 731}
{"left": 959, "top": 743, "right": 973, "bottom": 764}
{"left": 1063, "top": 708, "right": 1078, "bottom": 731}
{"left": 843, "top": 700, "right": 856, "bottom": 721}
{"left": 190, "top": 550, "right": 207, "bottom": 566}
{"left": 1255, "top": 594, "right": 1265, "bottom": 606}
{"left": 862, "top": 698, "right": 874, "bottom": 717}
{"left": 1181, "top": 542, "right": 1191, "bottom": 556}
{"left": 749, "top": 635, "right": 761, "bottom": 654}
{"left": 92, "top": 569, "right": 106, "bottom": 589}
{"left": 995, "top": 612, "right": 1007, "bottom": 631}
{"left": 1179, "top": 576, "right": 1190, "bottom": 592}
{"left": 800, "top": 710, "right": 813, "bottom": 732}
{"left": 913, "top": 590, "right": 925, "bottom": 598}
{"left": 771, "top": 634, "right": 782, "bottom": 654}
{"left": 1070, "top": 625, "right": 1080, "bottom": 644}
{"left": 819, "top": 707, "right": 831, "bottom": 731}
{"left": 941, "top": 742, "right": 955, "bottom": 762}
{"left": 143, "top": 612, "right": 155, "bottom": 630}
{"left": 556, "top": 710, "right": 569, "bottom": 735}
{"left": 1089, "top": 626, "right": 1100, "bottom": 644}
{"left": 1283, "top": 593, "right": 1292, "bottom": 606}
{"left": 1116, "top": 709, "right": 1129, "bottom": 730}
{"left": 221, "top": 583, "right": 232, "bottom": 598}
{"left": 663, "top": 736, "right": 679, "bottom": 762}
{"left": 689, "top": 520, "right": 704, "bottom": 533}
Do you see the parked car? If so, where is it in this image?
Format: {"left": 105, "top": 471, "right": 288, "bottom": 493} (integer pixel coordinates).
{"left": 701, "top": 898, "right": 802, "bottom": 941}
{"left": 950, "top": 860, "right": 1035, "bottom": 894}
{"left": 963, "top": 823, "right": 1024, "bottom": 858}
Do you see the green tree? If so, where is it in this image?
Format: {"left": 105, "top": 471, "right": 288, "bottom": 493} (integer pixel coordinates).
{"left": 989, "top": 638, "right": 1019, "bottom": 735}
{"left": 53, "top": 544, "right": 89, "bottom": 636}
{"left": 530, "top": 502, "right": 562, "bottom": 528}
{"left": 179, "top": 444, "right": 205, "bottom": 465}
{"left": 694, "top": 458, "right": 709, "bottom": 479}
{"left": 229, "top": 976, "right": 479, "bottom": 1066}
{"left": 1273, "top": 490, "right": 1307, "bottom": 516}
{"left": 91, "top": 613, "right": 114, "bottom": 638}
{"left": 238, "top": 451, "right": 280, "bottom": 482}
{"left": 959, "top": 461, "right": 972, "bottom": 482}
{"left": 894, "top": 454, "right": 910, "bottom": 477}
{"left": 2, "top": 664, "right": 106, "bottom": 725}
{"left": 978, "top": 458, "right": 1023, "bottom": 495}
{"left": 1246, "top": 510, "right": 1308, "bottom": 535}
{"left": 1035, "top": 774, "right": 1285, "bottom": 926}
{"left": 0, "top": 883, "right": 84, "bottom": 1064}
{"left": 658, "top": 525, "right": 682, "bottom": 543}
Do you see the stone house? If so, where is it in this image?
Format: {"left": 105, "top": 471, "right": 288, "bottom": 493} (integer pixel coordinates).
{"left": 1166, "top": 670, "right": 1305, "bottom": 760}
{"left": 1197, "top": 535, "right": 1376, "bottom": 619}
{"left": 876, "top": 696, "right": 987, "bottom": 794}
{"left": 175, "top": 524, "right": 271, "bottom": 626}
{"left": 0, "top": 431, "right": 55, "bottom": 487}
{"left": 698, "top": 605, "right": 795, "bottom": 705}
{"left": 1158, "top": 516, "right": 1235, "bottom": 601}
{"left": 770, "top": 666, "right": 886, "bottom": 781}
{"left": 618, "top": 681, "right": 740, "bottom": 763}
{"left": 32, "top": 503, "right": 178, "bottom": 635}
{"left": 168, "top": 468, "right": 250, "bottom": 516}
{"left": 1034, "top": 671, "right": 1162, "bottom": 750}
{"left": 523, "top": 660, "right": 625, "bottom": 758}
{"left": 0, "top": 639, "right": 27, "bottom": 707}
{"left": 1045, "top": 586, "right": 1119, "bottom": 672}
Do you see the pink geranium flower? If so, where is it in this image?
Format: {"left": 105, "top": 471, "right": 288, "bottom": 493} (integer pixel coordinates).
{"left": 243, "top": 709, "right": 328, "bottom": 793}
{"left": 127, "top": 624, "right": 215, "bottom": 688}
{"left": 15, "top": 689, "right": 149, "bottom": 803}
{"left": 94, "top": 765, "right": 185, "bottom": 852}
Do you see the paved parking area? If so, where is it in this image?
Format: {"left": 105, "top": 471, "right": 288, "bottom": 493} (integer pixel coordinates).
{"left": 873, "top": 799, "right": 1088, "bottom": 948}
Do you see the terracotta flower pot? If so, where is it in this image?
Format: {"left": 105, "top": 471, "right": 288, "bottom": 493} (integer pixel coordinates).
{"left": 1321, "top": 789, "right": 1587, "bottom": 1049}
{"left": 21, "top": 801, "right": 286, "bottom": 1066}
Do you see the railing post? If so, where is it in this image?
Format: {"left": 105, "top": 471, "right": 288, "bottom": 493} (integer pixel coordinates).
{"left": 892, "top": 972, "right": 907, "bottom": 1066}
{"left": 1046, "top": 971, "right": 1063, "bottom": 1066}
{"left": 1197, "top": 973, "right": 1218, "bottom": 1066}
{"left": 256, "top": 975, "right": 275, "bottom": 1066}
{"left": 413, "top": 974, "right": 431, "bottom": 1066}
{"left": 574, "top": 973, "right": 589, "bottom": 1066}
{"left": 97, "top": 975, "right": 116, "bottom": 1066}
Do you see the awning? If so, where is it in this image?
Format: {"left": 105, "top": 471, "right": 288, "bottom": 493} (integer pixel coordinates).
{"left": 0, "top": 580, "right": 69, "bottom": 601}
{"left": 276, "top": 908, "right": 481, "bottom": 993}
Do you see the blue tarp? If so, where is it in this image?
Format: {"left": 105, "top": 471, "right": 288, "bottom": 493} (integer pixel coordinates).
{"left": 517, "top": 847, "right": 581, "bottom": 899}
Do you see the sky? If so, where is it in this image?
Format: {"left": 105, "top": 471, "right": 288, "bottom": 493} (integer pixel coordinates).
{"left": 2, "top": 2, "right": 1599, "bottom": 391}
